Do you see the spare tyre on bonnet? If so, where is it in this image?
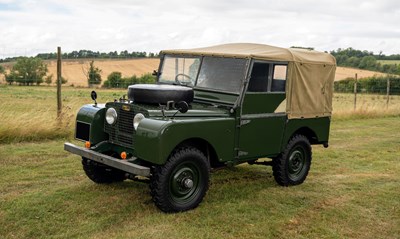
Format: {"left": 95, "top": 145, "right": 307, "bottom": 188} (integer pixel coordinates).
{"left": 128, "top": 84, "right": 194, "bottom": 104}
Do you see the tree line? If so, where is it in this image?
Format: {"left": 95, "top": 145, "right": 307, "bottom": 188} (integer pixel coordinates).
{"left": 330, "top": 48, "right": 400, "bottom": 75}
{"left": 0, "top": 50, "right": 159, "bottom": 63}
{"left": 0, "top": 56, "right": 155, "bottom": 87}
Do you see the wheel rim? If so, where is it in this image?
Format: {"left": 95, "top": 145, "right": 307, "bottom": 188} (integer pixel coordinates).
{"left": 288, "top": 146, "right": 307, "bottom": 181}
{"left": 169, "top": 161, "right": 202, "bottom": 205}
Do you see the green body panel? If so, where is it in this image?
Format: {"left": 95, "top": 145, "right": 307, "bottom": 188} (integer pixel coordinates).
{"left": 194, "top": 89, "right": 238, "bottom": 105}
{"left": 238, "top": 115, "right": 286, "bottom": 159}
{"left": 76, "top": 104, "right": 108, "bottom": 145}
{"left": 242, "top": 93, "right": 285, "bottom": 114}
{"left": 282, "top": 117, "right": 331, "bottom": 149}
{"left": 238, "top": 92, "right": 286, "bottom": 159}
{"left": 135, "top": 117, "right": 236, "bottom": 165}
{"left": 148, "top": 107, "right": 229, "bottom": 118}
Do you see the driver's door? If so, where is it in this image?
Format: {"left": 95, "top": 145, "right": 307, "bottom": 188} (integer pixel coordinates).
{"left": 237, "top": 61, "right": 288, "bottom": 159}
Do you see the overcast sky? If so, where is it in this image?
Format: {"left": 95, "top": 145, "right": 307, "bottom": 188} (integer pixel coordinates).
{"left": 0, "top": 0, "right": 399, "bottom": 58}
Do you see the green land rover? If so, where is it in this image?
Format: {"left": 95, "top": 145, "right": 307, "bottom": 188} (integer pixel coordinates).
{"left": 64, "top": 43, "right": 336, "bottom": 212}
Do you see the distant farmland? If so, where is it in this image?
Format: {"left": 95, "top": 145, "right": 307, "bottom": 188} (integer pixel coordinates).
{"left": 46, "top": 58, "right": 160, "bottom": 87}
{"left": 0, "top": 58, "right": 387, "bottom": 86}
{"left": 377, "top": 60, "right": 400, "bottom": 65}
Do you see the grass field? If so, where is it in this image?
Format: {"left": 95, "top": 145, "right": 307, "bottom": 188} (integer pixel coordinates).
{"left": 1, "top": 85, "right": 400, "bottom": 144}
{"left": 1, "top": 116, "right": 399, "bottom": 238}
{"left": 377, "top": 60, "right": 400, "bottom": 65}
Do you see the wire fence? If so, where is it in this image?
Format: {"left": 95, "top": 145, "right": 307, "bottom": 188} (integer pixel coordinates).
{"left": 1, "top": 49, "right": 400, "bottom": 115}
{"left": 333, "top": 74, "right": 400, "bottom": 113}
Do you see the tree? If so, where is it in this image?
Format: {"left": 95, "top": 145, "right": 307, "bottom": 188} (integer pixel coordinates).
{"left": 7, "top": 57, "right": 48, "bottom": 85}
{"left": 0, "top": 65, "right": 5, "bottom": 84}
{"left": 359, "top": 56, "right": 377, "bottom": 70}
{"left": 84, "top": 61, "right": 102, "bottom": 86}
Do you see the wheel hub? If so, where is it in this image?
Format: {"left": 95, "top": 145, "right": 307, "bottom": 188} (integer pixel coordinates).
{"left": 182, "top": 178, "right": 194, "bottom": 189}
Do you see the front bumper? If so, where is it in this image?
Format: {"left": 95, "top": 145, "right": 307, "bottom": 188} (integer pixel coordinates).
{"left": 64, "top": 142, "right": 151, "bottom": 177}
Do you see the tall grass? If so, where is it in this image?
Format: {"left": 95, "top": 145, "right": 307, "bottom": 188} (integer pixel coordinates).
{"left": 332, "top": 93, "right": 400, "bottom": 120}
{"left": 0, "top": 85, "right": 125, "bottom": 143}
{"left": 1, "top": 85, "right": 399, "bottom": 143}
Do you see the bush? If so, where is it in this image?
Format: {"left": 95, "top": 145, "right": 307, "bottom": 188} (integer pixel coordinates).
{"left": 45, "top": 74, "right": 53, "bottom": 85}
{"left": 103, "top": 72, "right": 156, "bottom": 88}
{"left": 334, "top": 75, "right": 400, "bottom": 95}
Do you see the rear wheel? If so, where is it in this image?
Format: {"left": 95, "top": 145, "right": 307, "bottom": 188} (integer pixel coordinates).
{"left": 150, "top": 147, "right": 210, "bottom": 212}
{"left": 272, "top": 135, "right": 312, "bottom": 186}
{"left": 82, "top": 157, "right": 126, "bottom": 184}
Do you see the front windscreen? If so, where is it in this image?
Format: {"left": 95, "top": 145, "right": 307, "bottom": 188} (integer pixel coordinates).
{"left": 159, "top": 55, "right": 247, "bottom": 94}
{"left": 159, "top": 56, "right": 200, "bottom": 86}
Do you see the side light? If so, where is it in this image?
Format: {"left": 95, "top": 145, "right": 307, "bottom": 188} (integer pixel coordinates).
{"left": 85, "top": 141, "right": 91, "bottom": 149}
{"left": 121, "top": 152, "right": 127, "bottom": 160}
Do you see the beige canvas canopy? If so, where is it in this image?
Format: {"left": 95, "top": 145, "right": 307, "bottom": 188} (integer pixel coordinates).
{"left": 162, "top": 43, "right": 336, "bottom": 119}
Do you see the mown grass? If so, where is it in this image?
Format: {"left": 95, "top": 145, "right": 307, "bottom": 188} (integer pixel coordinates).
{"left": 0, "top": 117, "right": 399, "bottom": 238}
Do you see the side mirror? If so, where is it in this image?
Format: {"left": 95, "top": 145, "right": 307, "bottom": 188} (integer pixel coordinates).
{"left": 176, "top": 101, "right": 189, "bottom": 113}
{"left": 91, "top": 91, "right": 97, "bottom": 101}
{"left": 91, "top": 90, "right": 97, "bottom": 105}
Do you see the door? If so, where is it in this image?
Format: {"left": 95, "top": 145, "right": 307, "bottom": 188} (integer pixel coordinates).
{"left": 237, "top": 61, "right": 288, "bottom": 159}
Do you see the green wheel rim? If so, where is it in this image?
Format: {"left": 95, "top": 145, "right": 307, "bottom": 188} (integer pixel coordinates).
{"left": 288, "top": 146, "right": 307, "bottom": 181}
{"left": 169, "top": 161, "right": 203, "bottom": 205}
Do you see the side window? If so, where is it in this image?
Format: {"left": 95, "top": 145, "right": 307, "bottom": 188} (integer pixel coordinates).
{"left": 271, "top": 65, "right": 287, "bottom": 92}
{"left": 248, "top": 62, "right": 270, "bottom": 92}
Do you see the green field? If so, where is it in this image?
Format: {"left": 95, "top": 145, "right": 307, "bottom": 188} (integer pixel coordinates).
{"left": 1, "top": 117, "right": 399, "bottom": 238}
{"left": 0, "top": 85, "right": 400, "bottom": 238}
{"left": 377, "top": 60, "right": 400, "bottom": 65}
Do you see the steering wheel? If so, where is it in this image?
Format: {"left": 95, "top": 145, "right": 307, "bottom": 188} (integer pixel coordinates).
{"left": 175, "top": 73, "right": 192, "bottom": 85}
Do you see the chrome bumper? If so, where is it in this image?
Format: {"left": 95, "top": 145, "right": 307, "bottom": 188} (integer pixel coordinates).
{"left": 64, "top": 142, "right": 150, "bottom": 177}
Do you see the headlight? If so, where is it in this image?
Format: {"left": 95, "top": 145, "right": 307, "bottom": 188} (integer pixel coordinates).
{"left": 133, "top": 113, "right": 145, "bottom": 130}
{"left": 106, "top": 108, "right": 117, "bottom": 125}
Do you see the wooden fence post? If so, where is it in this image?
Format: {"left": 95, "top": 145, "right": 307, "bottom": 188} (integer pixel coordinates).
{"left": 57, "top": 47, "right": 62, "bottom": 118}
{"left": 386, "top": 77, "right": 390, "bottom": 109}
{"left": 354, "top": 73, "right": 357, "bottom": 111}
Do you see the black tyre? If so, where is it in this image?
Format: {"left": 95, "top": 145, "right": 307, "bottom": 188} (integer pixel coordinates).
{"left": 150, "top": 147, "right": 210, "bottom": 212}
{"left": 128, "top": 84, "right": 194, "bottom": 104}
{"left": 272, "top": 135, "right": 312, "bottom": 186}
{"left": 82, "top": 158, "right": 126, "bottom": 184}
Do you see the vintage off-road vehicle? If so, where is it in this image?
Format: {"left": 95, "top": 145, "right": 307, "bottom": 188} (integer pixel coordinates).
{"left": 64, "top": 43, "right": 336, "bottom": 212}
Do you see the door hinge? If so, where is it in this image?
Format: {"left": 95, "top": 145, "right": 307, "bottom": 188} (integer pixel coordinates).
{"left": 240, "top": 119, "right": 251, "bottom": 126}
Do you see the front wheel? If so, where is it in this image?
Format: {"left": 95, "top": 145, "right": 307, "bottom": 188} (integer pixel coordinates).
{"left": 150, "top": 147, "right": 210, "bottom": 212}
{"left": 272, "top": 135, "right": 312, "bottom": 186}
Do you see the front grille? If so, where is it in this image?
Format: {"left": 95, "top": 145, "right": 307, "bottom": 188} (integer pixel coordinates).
{"left": 104, "top": 106, "right": 136, "bottom": 148}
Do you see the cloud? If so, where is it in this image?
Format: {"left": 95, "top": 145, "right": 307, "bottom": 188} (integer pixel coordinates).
{"left": 0, "top": 0, "right": 399, "bottom": 58}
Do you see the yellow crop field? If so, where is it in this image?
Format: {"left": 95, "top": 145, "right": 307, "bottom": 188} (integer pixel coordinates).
{"left": 335, "top": 67, "right": 387, "bottom": 81}
{"left": 47, "top": 58, "right": 160, "bottom": 86}
{"left": 0, "top": 59, "right": 387, "bottom": 85}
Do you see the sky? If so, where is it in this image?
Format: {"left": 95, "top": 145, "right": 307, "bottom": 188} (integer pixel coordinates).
{"left": 0, "top": 0, "right": 400, "bottom": 58}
